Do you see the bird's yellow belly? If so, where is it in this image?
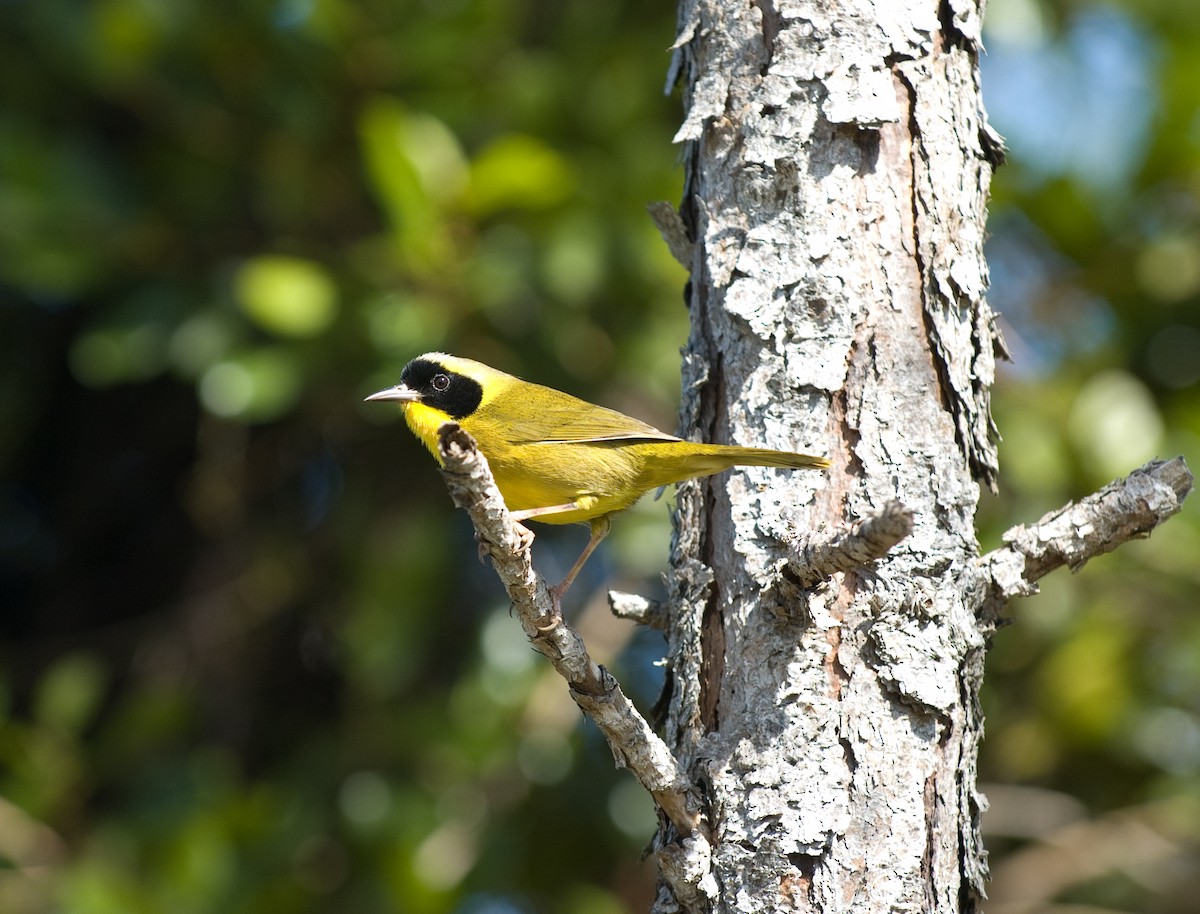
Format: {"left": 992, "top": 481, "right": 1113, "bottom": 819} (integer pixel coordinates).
{"left": 487, "top": 442, "right": 645, "bottom": 525}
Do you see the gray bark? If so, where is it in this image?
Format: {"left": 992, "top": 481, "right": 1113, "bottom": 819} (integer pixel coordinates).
{"left": 660, "top": 1, "right": 1003, "bottom": 910}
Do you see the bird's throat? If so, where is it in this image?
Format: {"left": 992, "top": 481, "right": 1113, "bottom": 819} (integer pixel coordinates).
{"left": 402, "top": 401, "right": 454, "bottom": 464}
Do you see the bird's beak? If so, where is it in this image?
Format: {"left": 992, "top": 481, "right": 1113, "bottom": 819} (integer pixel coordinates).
{"left": 364, "top": 384, "right": 421, "bottom": 404}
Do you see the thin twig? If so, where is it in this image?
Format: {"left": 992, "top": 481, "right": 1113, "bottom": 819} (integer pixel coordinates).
{"left": 784, "top": 499, "right": 915, "bottom": 587}
{"left": 979, "top": 456, "right": 1193, "bottom": 619}
{"left": 608, "top": 590, "right": 669, "bottom": 630}
{"left": 435, "top": 423, "right": 702, "bottom": 837}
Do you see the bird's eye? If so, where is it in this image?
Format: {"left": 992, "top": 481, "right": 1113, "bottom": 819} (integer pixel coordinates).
{"left": 431, "top": 373, "right": 451, "bottom": 392}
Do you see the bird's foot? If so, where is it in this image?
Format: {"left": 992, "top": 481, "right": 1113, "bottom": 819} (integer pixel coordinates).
{"left": 535, "top": 584, "right": 565, "bottom": 632}
{"left": 512, "top": 521, "right": 535, "bottom": 554}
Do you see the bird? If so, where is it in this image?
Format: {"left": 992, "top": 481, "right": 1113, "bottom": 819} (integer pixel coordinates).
{"left": 366, "top": 352, "right": 829, "bottom": 621}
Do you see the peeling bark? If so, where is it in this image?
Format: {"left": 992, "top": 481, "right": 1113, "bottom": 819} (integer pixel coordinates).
{"left": 651, "top": 2, "right": 1192, "bottom": 912}
{"left": 661, "top": 1, "right": 1003, "bottom": 910}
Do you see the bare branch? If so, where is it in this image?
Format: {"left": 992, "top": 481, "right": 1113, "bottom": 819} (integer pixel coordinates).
{"left": 435, "top": 423, "right": 702, "bottom": 837}
{"left": 979, "top": 456, "right": 1193, "bottom": 617}
{"left": 784, "top": 499, "right": 915, "bottom": 587}
{"left": 608, "top": 590, "right": 669, "bottom": 630}
{"left": 647, "top": 200, "right": 694, "bottom": 268}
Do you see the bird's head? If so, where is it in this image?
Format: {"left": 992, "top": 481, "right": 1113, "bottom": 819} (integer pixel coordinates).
{"left": 365, "top": 352, "right": 498, "bottom": 421}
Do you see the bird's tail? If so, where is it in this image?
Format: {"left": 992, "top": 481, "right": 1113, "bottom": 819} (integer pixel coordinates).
{"left": 639, "top": 442, "right": 829, "bottom": 490}
{"left": 696, "top": 444, "right": 830, "bottom": 471}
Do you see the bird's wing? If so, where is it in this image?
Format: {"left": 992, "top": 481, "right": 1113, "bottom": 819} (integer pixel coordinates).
{"left": 504, "top": 400, "right": 679, "bottom": 445}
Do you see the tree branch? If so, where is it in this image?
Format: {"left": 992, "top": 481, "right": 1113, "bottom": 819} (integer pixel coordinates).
{"left": 434, "top": 423, "right": 703, "bottom": 838}
{"left": 979, "top": 456, "right": 1193, "bottom": 619}
{"left": 608, "top": 590, "right": 669, "bottom": 630}
{"left": 647, "top": 200, "right": 694, "bottom": 268}
{"left": 784, "top": 499, "right": 915, "bottom": 587}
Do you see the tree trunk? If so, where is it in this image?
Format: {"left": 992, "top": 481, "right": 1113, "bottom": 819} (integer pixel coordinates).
{"left": 660, "top": 1, "right": 1004, "bottom": 910}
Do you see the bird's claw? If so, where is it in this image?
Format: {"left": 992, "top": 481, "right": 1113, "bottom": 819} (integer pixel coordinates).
{"left": 535, "top": 585, "right": 565, "bottom": 632}
{"left": 513, "top": 521, "right": 535, "bottom": 553}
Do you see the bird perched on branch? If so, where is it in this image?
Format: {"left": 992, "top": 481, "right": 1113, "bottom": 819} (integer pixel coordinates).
{"left": 367, "top": 353, "right": 829, "bottom": 618}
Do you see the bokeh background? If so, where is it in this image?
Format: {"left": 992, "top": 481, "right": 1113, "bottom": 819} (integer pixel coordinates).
{"left": 1, "top": 0, "right": 1197, "bottom": 911}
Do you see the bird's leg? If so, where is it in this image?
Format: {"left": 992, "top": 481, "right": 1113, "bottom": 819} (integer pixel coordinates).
{"left": 540, "top": 516, "right": 611, "bottom": 629}
{"left": 508, "top": 504, "right": 609, "bottom": 631}
{"left": 510, "top": 502, "right": 582, "bottom": 523}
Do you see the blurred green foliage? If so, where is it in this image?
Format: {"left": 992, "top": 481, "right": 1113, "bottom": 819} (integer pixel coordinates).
{"left": 978, "top": 2, "right": 1200, "bottom": 909}
{"left": 0, "top": 0, "right": 1197, "bottom": 912}
{"left": 1, "top": 1, "right": 683, "bottom": 911}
